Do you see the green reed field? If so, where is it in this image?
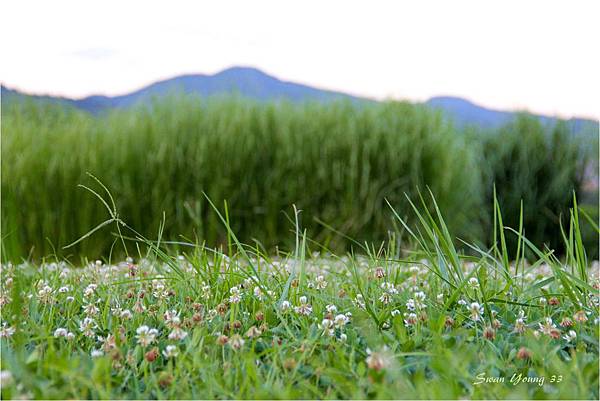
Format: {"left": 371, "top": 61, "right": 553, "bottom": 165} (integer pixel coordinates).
{"left": 2, "top": 96, "right": 596, "bottom": 261}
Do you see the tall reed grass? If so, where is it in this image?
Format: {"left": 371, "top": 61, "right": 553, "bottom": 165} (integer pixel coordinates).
{"left": 481, "top": 115, "right": 592, "bottom": 255}
{"left": 1, "top": 96, "right": 595, "bottom": 260}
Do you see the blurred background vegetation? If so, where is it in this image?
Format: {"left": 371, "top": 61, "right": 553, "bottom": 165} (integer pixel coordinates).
{"left": 1, "top": 97, "right": 597, "bottom": 261}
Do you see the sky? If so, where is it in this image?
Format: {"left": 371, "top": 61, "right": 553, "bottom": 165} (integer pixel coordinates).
{"left": 1, "top": 0, "right": 599, "bottom": 119}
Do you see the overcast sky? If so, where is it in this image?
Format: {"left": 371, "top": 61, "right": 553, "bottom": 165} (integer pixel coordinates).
{"left": 2, "top": 0, "right": 599, "bottom": 119}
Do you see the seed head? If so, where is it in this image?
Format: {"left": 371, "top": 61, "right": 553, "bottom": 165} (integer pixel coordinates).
{"left": 516, "top": 347, "right": 532, "bottom": 360}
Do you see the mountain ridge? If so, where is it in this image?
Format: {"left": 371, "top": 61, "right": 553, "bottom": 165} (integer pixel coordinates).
{"left": 2, "top": 67, "right": 598, "bottom": 134}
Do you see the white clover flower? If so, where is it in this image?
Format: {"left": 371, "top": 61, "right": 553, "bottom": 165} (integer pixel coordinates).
{"left": 0, "top": 370, "right": 14, "bottom": 387}
{"left": 163, "top": 310, "right": 181, "bottom": 328}
{"left": 379, "top": 293, "right": 392, "bottom": 305}
{"left": 326, "top": 304, "right": 338, "bottom": 314}
{"left": 437, "top": 293, "right": 444, "bottom": 302}
{"left": 229, "top": 334, "right": 245, "bottom": 350}
{"left": 201, "top": 282, "right": 211, "bottom": 299}
{"left": 229, "top": 286, "right": 242, "bottom": 304}
{"left": 514, "top": 314, "right": 527, "bottom": 333}
{"left": 90, "top": 349, "right": 103, "bottom": 358}
{"left": 244, "top": 276, "right": 257, "bottom": 289}
{"left": 315, "top": 275, "right": 328, "bottom": 290}
{"left": 0, "top": 322, "right": 16, "bottom": 338}
{"left": 469, "top": 302, "right": 484, "bottom": 322}
{"left": 253, "top": 286, "right": 264, "bottom": 300}
{"left": 319, "top": 318, "right": 334, "bottom": 336}
{"left": 414, "top": 291, "right": 426, "bottom": 301}
{"left": 162, "top": 345, "right": 179, "bottom": 359}
{"left": 168, "top": 327, "right": 188, "bottom": 341}
{"left": 83, "top": 304, "right": 99, "bottom": 316}
{"left": 37, "top": 285, "right": 53, "bottom": 303}
{"left": 66, "top": 296, "right": 75, "bottom": 302}
{"left": 58, "top": 286, "right": 70, "bottom": 293}
{"left": 38, "top": 285, "right": 52, "bottom": 296}
{"left": 334, "top": 314, "right": 350, "bottom": 328}
{"left": 295, "top": 296, "right": 312, "bottom": 316}
{"left": 83, "top": 284, "right": 97, "bottom": 298}
{"left": 468, "top": 277, "right": 479, "bottom": 288}
{"left": 404, "top": 312, "right": 418, "bottom": 326}
{"left": 294, "top": 304, "right": 313, "bottom": 316}
{"left": 152, "top": 279, "right": 169, "bottom": 299}
{"left": 338, "top": 333, "right": 348, "bottom": 342}
{"left": 98, "top": 334, "right": 117, "bottom": 351}
{"left": 354, "top": 294, "right": 366, "bottom": 309}
{"left": 280, "top": 300, "right": 291, "bottom": 312}
{"left": 53, "top": 328, "right": 68, "bottom": 338}
{"left": 380, "top": 282, "right": 398, "bottom": 295}
{"left": 79, "top": 317, "right": 97, "bottom": 338}
{"left": 366, "top": 347, "right": 392, "bottom": 371}
{"left": 537, "top": 317, "right": 559, "bottom": 338}
{"left": 391, "top": 309, "right": 401, "bottom": 317}
{"left": 563, "top": 330, "right": 577, "bottom": 342}
{"left": 245, "top": 325, "right": 261, "bottom": 338}
{"left": 406, "top": 299, "right": 416, "bottom": 311}
{"left": 120, "top": 309, "right": 133, "bottom": 320}
{"left": 136, "top": 325, "right": 159, "bottom": 347}
{"left": 0, "top": 293, "right": 12, "bottom": 306}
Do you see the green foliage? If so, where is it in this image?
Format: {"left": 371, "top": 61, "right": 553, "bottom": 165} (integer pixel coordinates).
{"left": 1, "top": 97, "right": 483, "bottom": 260}
{"left": 0, "top": 193, "right": 598, "bottom": 399}
{"left": 1, "top": 98, "right": 596, "bottom": 261}
{"left": 481, "top": 115, "right": 595, "bottom": 257}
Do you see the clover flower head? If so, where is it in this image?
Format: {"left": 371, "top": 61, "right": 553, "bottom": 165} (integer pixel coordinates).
{"left": 280, "top": 300, "right": 291, "bottom": 312}
{"left": 563, "top": 330, "right": 577, "bottom": 342}
{"left": 162, "top": 345, "right": 179, "bottom": 359}
{"left": 229, "top": 286, "right": 242, "bottom": 304}
{"left": 468, "top": 302, "right": 484, "bottom": 322}
{"left": 168, "top": 327, "right": 188, "bottom": 341}
{"left": 136, "top": 325, "right": 159, "bottom": 346}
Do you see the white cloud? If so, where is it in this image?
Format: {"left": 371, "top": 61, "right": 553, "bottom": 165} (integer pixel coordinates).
{"left": 1, "top": 0, "right": 598, "bottom": 119}
{"left": 69, "top": 48, "right": 118, "bottom": 60}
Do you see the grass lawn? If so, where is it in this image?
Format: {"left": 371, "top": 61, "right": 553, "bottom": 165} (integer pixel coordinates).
{"left": 1, "top": 193, "right": 598, "bottom": 399}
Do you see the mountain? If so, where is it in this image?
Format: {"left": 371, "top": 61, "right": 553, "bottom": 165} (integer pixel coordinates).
{"left": 1, "top": 67, "right": 357, "bottom": 114}
{"left": 426, "top": 96, "right": 598, "bottom": 133}
{"left": 2, "top": 66, "right": 598, "bottom": 135}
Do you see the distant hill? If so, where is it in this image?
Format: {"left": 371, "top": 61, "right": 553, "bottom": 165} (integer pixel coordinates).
{"left": 2, "top": 66, "right": 598, "bottom": 136}
{"left": 426, "top": 96, "right": 598, "bottom": 134}
{"left": 1, "top": 67, "right": 357, "bottom": 114}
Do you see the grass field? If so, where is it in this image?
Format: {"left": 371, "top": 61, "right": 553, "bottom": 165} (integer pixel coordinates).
{"left": 1, "top": 96, "right": 598, "bottom": 399}
{"left": 0, "top": 184, "right": 598, "bottom": 399}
